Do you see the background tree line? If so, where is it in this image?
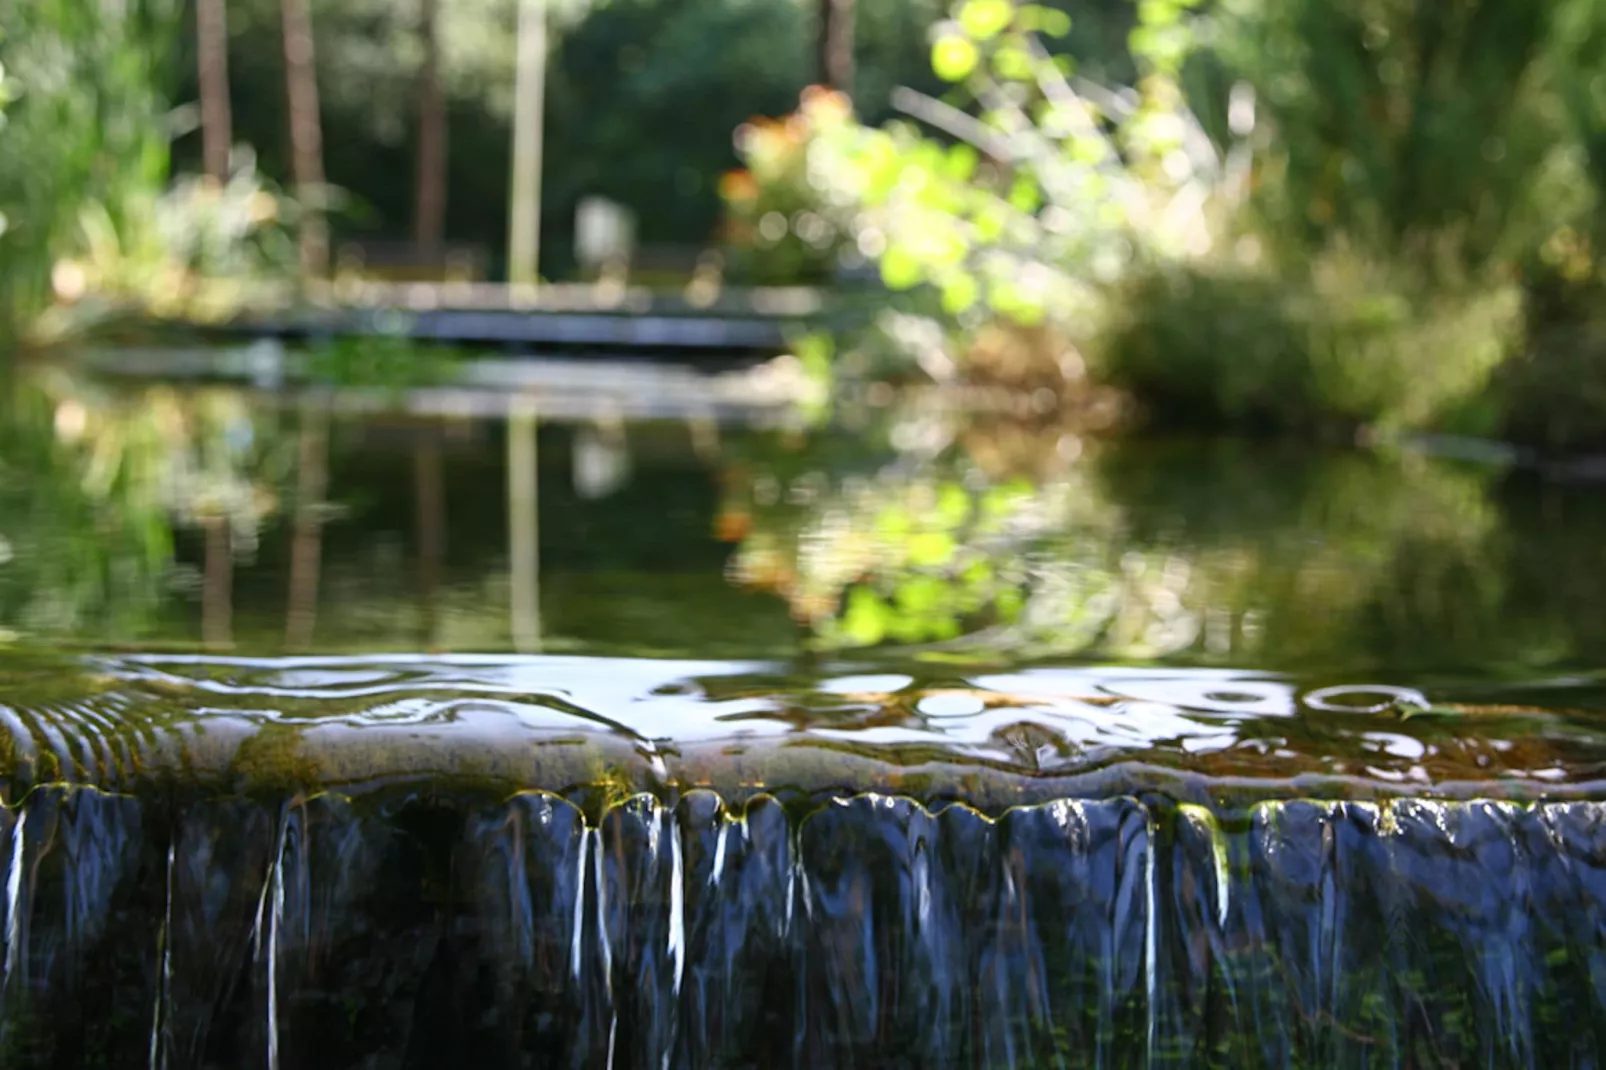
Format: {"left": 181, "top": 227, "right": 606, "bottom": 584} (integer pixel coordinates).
{"left": 163, "top": 0, "right": 1135, "bottom": 277}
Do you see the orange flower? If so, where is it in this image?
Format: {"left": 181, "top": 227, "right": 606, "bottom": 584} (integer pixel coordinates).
{"left": 714, "top": 508, "right": 753, "bottom": 542}
{"left": 800, "top": 85, "right": 852, "bottom": 126}
{"left": 719, "top": 169, "right": 760, "bottom": 203}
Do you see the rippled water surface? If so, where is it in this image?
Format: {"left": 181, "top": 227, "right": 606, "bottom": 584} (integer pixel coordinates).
{"left": 4, "top": 364, "right": 1606, "bottom": 1066}
{"left": 2, "top": 651, "right": 1604, "bottom": 807}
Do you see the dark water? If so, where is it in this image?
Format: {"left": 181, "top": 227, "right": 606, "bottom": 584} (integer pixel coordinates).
{"left": 5, "top": 360, "right": 1606, "bottom": 1066}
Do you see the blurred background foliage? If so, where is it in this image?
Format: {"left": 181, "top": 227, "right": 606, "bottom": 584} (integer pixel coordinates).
{"left": 0, "top": 0, "right": 185, "bottom": 340}
{"left": 7, "top": 0, "right": 1606, "bottom": 448}
{"left": 724, "top": 0, "right": 1606, "bottom": 448}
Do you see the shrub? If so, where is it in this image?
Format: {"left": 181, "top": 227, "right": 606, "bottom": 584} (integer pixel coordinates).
{"left": 1100, "top": 246, "right": 1520, "bottom": 434}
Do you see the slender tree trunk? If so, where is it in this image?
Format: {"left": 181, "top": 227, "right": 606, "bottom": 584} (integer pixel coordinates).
{"left": 413, "top": 0, "right": 448, "bottom": 258}
{"left": 281, "top": 0, "right": 328, "bottom": 276}
{"left": 197, "top": 0, "right": 233, "bottom": 182}
{"left": 818, "top": 0, "right": 855, "bottom": 95}
{"left": 508, "top": 0, "right": 547, "bottom": 285}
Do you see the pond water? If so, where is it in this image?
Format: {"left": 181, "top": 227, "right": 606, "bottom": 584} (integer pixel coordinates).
{"left": 3, "top": 356, "right": 1606, "bottom": 1066}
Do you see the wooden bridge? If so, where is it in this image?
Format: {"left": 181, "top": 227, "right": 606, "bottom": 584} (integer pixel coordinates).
{"left": 211, "top": 279, "right": 842, "bottom": 360}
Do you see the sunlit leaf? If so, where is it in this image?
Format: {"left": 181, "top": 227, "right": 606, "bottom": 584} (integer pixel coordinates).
{"left": 940, "top": 272, "right": 980, "bottom": 314}
{"left": 842, "top": 586, "right": 889, "bottom": 646}
{"left": 938, "top": 483, "right": 971, "bottom": 526}
{"left": 908, "top": 530, "right": 957, "bottom": 567}
{"left": 932, "top": 34, "right": 980, "bottom": 82}
{"left": 880, "top": 243, "right": 924, "bottom": 290}
{"left": 973, "top": 203, "right": 1007, "bottom": 242}
{"left": 876, "top": 504, "right": 914, "bottom": 538}
{"left": 958, "top": 0, "right": 1015, "bottom": 42}
{"left": 993, "top": 44, "right": 1033, "bottom": 81}
{"left": 1008, "top": 175, "right": 1042, "bottom": 213}
{"left": 897, "top": 574, "right": 947, "bottom": 614}
{"left": 1033, "top": 6, "right": 1072, "bottom": 36}
{"left": 944, "top": 143, "right": 980, "bottom": 182}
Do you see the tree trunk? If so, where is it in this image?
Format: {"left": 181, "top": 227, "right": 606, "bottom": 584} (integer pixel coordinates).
{"left": 818, "top": 0, "right": 855, "bottom": 96}
{"left": 281, "top": 0, "right": 328, "bottom": 276}
{"left": 413, "top": 0, "right": 447, "bottom": 258}
{"left": 196, "top": 0, "right": 233, "bottom": 182}
{"left": 508, "top": 0, "right": 547, "bottom": 286}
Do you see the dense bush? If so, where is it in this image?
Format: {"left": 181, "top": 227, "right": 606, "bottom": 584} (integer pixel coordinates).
{"left": 726, "top": 0, "right": 1606, "bottom": 444}
{"left": 0, "top": 0, "right": 184, "bottom": 340}
{"left": 1098, "top": 249, "right": 1520, "bottom": 435}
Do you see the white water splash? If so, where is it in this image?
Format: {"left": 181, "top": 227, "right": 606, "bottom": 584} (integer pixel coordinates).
{"left": 669, "top": 818, "right": 685, "bottom": 997}
{"left": 1214, "top": 839, "right": 1230, "bottom": 928}
{"left": 783, "top": 851, "right": 795, "bottom": 936}
{"left": 3, "top": 807, "right": 26, "bottom": 990}
{"left": 595, "top": 825, "right": 618, "bottom": 1070}
{"left": 149, "top": 841, "right": 176, "bottom": 1070}
{"left": 594, "top": 827, "right": 613, "bottom": 981}
{"left": 709, "top": 821, "right": 728, "bottom": 887}
{"left": 1144, "top": 818, "right": 1158, "bottom": 1061}
{"left": 571, "top": 823, "right": 590, "bottom": 982}
{"left": 265, "top": 818, "right": 289, "bottom": 1070}
{"left": 1182, "top": 805, "right": 1231, "bottom": 929}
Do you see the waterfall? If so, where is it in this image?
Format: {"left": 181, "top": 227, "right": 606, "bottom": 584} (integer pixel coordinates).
{"left": 0, "top": 784, "right": 1598, "bottom": 1068}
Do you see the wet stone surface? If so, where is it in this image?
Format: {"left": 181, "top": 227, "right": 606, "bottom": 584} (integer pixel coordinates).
{"left": 0, "top": 654, "right": 1603, "bottom": 1067}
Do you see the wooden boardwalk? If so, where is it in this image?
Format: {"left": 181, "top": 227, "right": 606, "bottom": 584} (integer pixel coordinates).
{"left": 217, "top": 280, "right": 835, "bottom": 357}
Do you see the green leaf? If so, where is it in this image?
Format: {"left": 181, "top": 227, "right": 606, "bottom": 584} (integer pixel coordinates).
{"left": 875, "top": 504, "right": 914, "bottom": 539}
{"left": 941, "top": 272, "right": 980, "bottom": 314}
{"left": 932, "top": 34, "right": 980, "bottom": 81}
{"left": 842, "top": 586, "right": 889, "bottom": 646}
{"left": 897, "top": 574, "right": 948, "bottom": 613}
{"left": 973, "top": 202, "right": 1007, "bottom": 242}
{"left": 908, "top": 530, "right": 957, "bottom": 567}
{"left": 937, "top": 482, "right": 971, "bottom": 526}
{"left": 993, "top": 44, "right": 1033, "bottom": 81}
{"left": 1008, "top": 174, "right": 1042, "bottom": 213}
{"left": 958, "top": 0, "right": 1015, "bottom": 41}
{"left": 880, "top": 243, "right": 924, "bottom": 290}
{"left": 1037, "top": 7, "right": 1073, "bottom": 36}
{"left": 944, "top": 143, "right": 980, "bottom": 182}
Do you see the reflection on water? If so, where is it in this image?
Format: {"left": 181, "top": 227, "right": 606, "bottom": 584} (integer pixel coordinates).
{"left": 1, "top": 362, "right": 1603, "bottom": 683}
{"left": 4, "top": 362, "right": 1606, "bottom": 1065}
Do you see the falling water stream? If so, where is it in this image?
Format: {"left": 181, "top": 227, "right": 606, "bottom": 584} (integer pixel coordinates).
{"left": 0, "top": 654, "right": 1602, "bottom": 1068}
